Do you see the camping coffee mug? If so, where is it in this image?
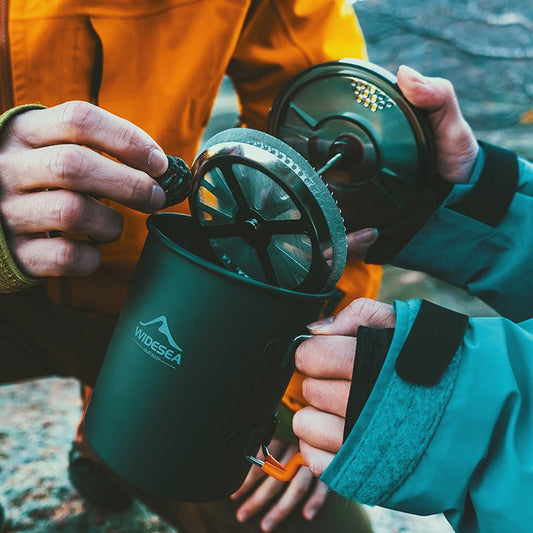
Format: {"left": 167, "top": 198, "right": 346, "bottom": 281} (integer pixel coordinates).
{"left": 84, "top": 213, "right": 334, "bottom": 501}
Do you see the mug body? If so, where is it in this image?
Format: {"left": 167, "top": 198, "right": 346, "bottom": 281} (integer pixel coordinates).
{"left": 85, "top": 213, "right": 333, "bottom": 501}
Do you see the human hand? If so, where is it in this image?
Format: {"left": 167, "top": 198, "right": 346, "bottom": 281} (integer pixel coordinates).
{"left": 0, "top": 101, "right": 169, "bottom": 278}
{"left": 397, "top": 65, "right": 478, "bottom": 185}
{"left": 292, "top": 298, "right": 396, "bottom": 478}
{"left": 344, "top": 67, "right": 479, "bottom": 260}
{"left": 231, "top": 438, "right": 329, "bottom": 531}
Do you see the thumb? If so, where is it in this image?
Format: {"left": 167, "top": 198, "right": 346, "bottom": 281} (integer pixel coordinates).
{"left": 397, "top": 65, "right": 478, "bottom": 184}
{"left": 307, "top": 298, "right": 395, "bottom": 336}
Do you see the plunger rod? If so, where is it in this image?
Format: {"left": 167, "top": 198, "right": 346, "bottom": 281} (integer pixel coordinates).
{"left": 316, "top": 152, "right": 344, "bottom": 176}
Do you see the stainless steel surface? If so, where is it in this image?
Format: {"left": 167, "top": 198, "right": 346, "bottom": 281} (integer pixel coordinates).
{"left": 190, "top": 129, "right": 347, "bottom": 293}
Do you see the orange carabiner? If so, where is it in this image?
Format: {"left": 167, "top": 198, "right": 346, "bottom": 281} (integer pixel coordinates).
{"left": 246, "top": 445, "right": 307, "bottom": 482}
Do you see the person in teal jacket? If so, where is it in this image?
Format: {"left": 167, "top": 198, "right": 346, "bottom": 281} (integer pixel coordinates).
{"left": 292, "top": 65, "right": 533, "bottom": 533}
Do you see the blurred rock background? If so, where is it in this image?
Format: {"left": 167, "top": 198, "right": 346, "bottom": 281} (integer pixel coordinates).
{"left": 0, "top": 0, "right": 531, "bottom": 531}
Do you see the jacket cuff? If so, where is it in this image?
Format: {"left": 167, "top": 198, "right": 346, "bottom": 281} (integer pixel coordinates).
{"left": 365, "top": 178, "right": 452, "bottom": 264}
{"left": 0, "top": 218, "right": 41, "bottom": 293}
{"left": 0, "top": 105, "right": 47, "bottom": 293}
{"left": 447, "top": 142, "right": 518, "bottom": 227}
{"left": 343, "top": 326, "right": 394, "bottom": 441}
{"left": 366, "top": 142, "right": 518, "bottom": 264}
{"left": 322, "top": 299, "right": 468, "bottom": 505}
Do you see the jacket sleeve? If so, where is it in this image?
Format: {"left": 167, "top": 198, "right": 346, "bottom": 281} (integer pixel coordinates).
{"left": 391, "top": 145, "right": 533, "bottom": 322}
{"left": 226, "top": 0, "right": 367, "bottom": 131}
{"left": 322, "top": 299, "right": 533, "bottom": 533}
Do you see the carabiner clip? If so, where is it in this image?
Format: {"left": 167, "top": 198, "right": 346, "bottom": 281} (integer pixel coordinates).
{"left": 246, "top": 444, "right": 307, "bottom": 482}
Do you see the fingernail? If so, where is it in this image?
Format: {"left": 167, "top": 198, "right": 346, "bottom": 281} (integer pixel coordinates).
{"left": 262, "top": 518, "right": 274, "bottom": 532}
{"left": 149, "top": 148, "right": 168, "bottom": 176}
{"left": 307, "top": 316, "right": 334, "bottom": 332}
{"left": 237, "top": 511, "right": 248, "bottom": 523}
{"left": 356, "top": 228, "right": 379, "bottom": 244}
{"left": 399, "top": 65, "right": 425, "bottom": 83}
{"left": 150, "top": 184, "right": 167, "bottom": 211}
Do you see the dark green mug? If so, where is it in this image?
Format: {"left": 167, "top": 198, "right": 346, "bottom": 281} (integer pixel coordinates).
{"left": 84, "top": 213, "right": 334, "bottom": 501}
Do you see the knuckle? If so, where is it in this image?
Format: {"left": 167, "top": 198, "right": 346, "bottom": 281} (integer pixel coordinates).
{"left": 126, "top": 174, "right": 152, "bottom": 206}
{"left": 301, "top": 379, "right": 324, "bottom": 405}
{"left": 289, "top": 483, "right": 308, "bottom": 501}
{"left": 112, "top": 121, "right": 139, "bottom": 153}
{"left": 347, "top": 297, "right": 371, "bottom": 314}
{"left": 53, "top": 192, "right": 85, "bottom": 228}
{"left": 346, "top": 297, "right": 381, "bottom": 324}
{"left": 439, "top": 77, "right": 455, "bottom": 96}
{"left": 301, "top": 379, "right": 313, "bottom": 403}
{"left": 50, "top": 145, "right": 89, "bottom": 184}
{"left": 294, "top": 339, "right": 312, "bottom": 370}
{"left": 292, "top": 411, "right": 305, "bottom": 438}
{"left": 307, "top": 459, "right": 323, "bottom": 479}
{"left": 52, "top": 240, "right": 99, "bottom": 275}
{"left": 109, "top": 211, "right": 124, "bottom": 240}
{"left": 53, "top": 239, "right": 79, "bottom": 271}
{"left": 59, "top": 101, "right": 99, "bottom": 140}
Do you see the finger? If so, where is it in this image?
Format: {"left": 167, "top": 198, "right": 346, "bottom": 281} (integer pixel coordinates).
{"left": 1, "top": 145, "right": 166, "bottom": 213}
{"left": 259, "top": 466, "right": 315, "bottom": 532}
{"left": 231, "top": 465, "right": 267, "bottom": 501}
{"left": 346, "top": 228, "right": 379, "bottom": 261}
{"left": 397, "top": 65, "right": 478, "bottom": 184}
{"left": 293, "top": 407, "right": 344, "bottom": 454}
{"left": 295, "top": 336, "right": 355, "bottom": 380}
{"left": 397, "top": 65, "right": 459, "bottom": 114}
{"left": 235, "top": 472, "right": 285, "bottom": 523}
{"left": 231, "top": 439, "right": 286, "bottom": 501}
{"left": 3, "top": 191, "right": 123, "bottom": 243}
{"left": 7, "top": 101, "right": 168, "bottom": 177}
{"left": 299, "top": 440, "right": 336, "bottom": 479}
{"left": 307, "top": 297, "right": 396, "bottom": 335}
{"left": 12, "top": 237, "right": 101, "bottom": 277}
{"left": 323, "top": 228, "right": 378, "bottom": 262}
{"left": 302, "top": 378, "right": 351, "bottom": 417}
{"left": 302, "top": 480, "right": 329, "bottom": 521}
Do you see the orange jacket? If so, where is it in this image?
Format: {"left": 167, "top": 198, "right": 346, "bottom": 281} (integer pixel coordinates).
{"left": 2, "top": 0, "right": 381, "bottom": 404}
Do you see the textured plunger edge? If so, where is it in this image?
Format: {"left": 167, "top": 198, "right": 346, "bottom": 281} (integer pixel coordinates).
{"left": 0, "top": 104, "right": 47, "bottom": 293}
{"left": 245, "top": 137, "right": 347, "bottom": 290}
{"left": 197, "top": 128, "right": 347, "bottom": 292}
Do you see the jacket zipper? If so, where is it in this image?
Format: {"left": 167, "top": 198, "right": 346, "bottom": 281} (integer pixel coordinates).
{"left": 0, "top": 0, "right": 13, "bottom": 113}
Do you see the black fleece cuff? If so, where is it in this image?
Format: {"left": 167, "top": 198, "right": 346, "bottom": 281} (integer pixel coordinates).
{"left": 448, "top": 142, "right": 518, "bottom": 227}
{"left": 344, "top": 326, "right": 394, "bottom": 442}
{"left": 343, "top": 300, "right": 469, "bottom": 442}
{"left": 366, "top": 142, "right": 519, "bottom": 264}
{"left": 365, "top": 178, "right": 452, "bottom": 264}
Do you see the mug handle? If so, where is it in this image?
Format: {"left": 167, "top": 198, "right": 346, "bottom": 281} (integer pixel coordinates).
{"left": 246, "top": 333, "right": 313, "bottom": 482}
{"left": 246, "top": 444, "right": 307, "bottom": 482}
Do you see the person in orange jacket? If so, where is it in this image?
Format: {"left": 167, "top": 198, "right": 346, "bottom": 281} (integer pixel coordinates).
{"left": 0, "top": 1, "right": 381, "bottom": 531}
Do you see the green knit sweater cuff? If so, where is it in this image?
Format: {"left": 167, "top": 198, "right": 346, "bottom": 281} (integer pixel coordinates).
{"left": 0, "top": 104, "right": 47, "bottom": 293}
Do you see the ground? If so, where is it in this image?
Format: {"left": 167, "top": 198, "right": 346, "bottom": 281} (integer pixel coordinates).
{"left": 0, "top": 1, "right": 531, "bottom": 531}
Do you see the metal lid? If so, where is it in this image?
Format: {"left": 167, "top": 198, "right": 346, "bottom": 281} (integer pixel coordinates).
{"left": 268, "top": 58, "right": 435, "bottom": 233}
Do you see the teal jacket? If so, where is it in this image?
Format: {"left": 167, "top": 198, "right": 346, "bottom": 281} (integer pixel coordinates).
{"left": 322, "top": 145, "right": 533, "bottom": 533}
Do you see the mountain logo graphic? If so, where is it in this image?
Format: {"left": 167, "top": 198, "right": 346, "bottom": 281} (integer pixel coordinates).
{"left": 133, "top": 315, "right": 182, "bottom": 368}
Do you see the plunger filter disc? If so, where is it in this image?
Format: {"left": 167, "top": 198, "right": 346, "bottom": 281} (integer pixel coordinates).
{"left": 190, "top": 128, "right": 346, "bottom": 293}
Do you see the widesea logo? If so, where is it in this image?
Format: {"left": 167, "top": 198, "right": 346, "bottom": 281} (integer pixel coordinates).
{"left": 132, "top": 315, "right": 183, "bottom": 369}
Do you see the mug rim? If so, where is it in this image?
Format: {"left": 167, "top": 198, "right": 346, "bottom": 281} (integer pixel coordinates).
{"left": 147, "top": 212, "right": 336, "bottom": 303}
